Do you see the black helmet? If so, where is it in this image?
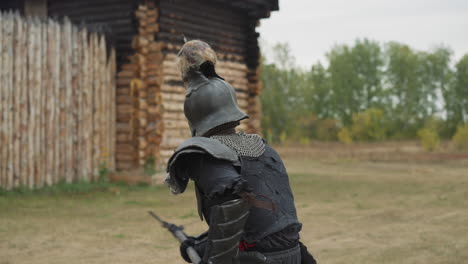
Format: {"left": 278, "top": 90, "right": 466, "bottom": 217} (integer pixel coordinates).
{"left": 184, "top": 72, "right": 248, "bottom": 136}
{"left": 178, "top": 40, "right": 248, "bottom": 136}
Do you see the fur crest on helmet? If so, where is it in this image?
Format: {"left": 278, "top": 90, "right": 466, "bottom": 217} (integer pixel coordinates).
{"left": 177, "top": 40, "right": 218, "bottom": 81}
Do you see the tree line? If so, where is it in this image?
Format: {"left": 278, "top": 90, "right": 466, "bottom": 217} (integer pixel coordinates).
{"left": 260, "top": 39, "right": 468, "bottom": 146}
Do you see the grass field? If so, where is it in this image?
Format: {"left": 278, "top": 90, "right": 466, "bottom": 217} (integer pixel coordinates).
{"left": 1, "top": 142, "right": 467, "bottom": 264}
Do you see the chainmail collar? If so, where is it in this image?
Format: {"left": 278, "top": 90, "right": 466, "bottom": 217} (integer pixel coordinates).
{"left": 210, "top": 132, "right": 266, "bottom": 158}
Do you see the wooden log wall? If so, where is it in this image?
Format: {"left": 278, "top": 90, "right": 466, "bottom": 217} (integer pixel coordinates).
{"left": 246, "top": 66, "right": 263, "bottom": 133}
{"left": 115, "top": 3, "right": 164, "bottom": 170}
{"left": 0, "top": 12, "right": 116, "bottom": 190}
{"left": 48, "top": 0, "right": 137, "bottom": 68}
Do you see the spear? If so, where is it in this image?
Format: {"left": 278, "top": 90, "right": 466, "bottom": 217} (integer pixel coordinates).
{"left": 148, "top": 211, "right": 202, "bottom": 264}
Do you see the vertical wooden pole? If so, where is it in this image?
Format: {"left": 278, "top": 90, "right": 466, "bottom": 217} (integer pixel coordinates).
{"left": 3, "top": 12, "right": 9, "bottom": 189}
{"left": 60, "top": 19, "right": 67, "bottom": 183}
{"left": 109, "top": 49, "right": 117, "bottom": 170}
{"left": 99, "top": 35, "right": 107, "bottom": 170}
{"left": 40, "top": 19, "right": 48, "bottom": 186}
{"left": 0, "top": 12, "right": 4, "bottom": 189}
{"left": 90, "top": 32, "right": 95, "bottom": 180}
{"left": 36, "top": 19, "right": 43, "bottom": 188}
{"left": 53, "top": 21, "right": 61, "bottom": 185}
{"left": 86, "top": 30, "right": 94, "bottom": 180}
{"left": 11, "top": 14, "right": 20, "bottom": 188}
{"left": 64, "top": 19, "right": 73, "bottom": 183}
{"left": 91, "top": 33, "right": 100, "bottom": 180}
{"left": 0, "top": 12, "right": 6, "bottom": 189}
{"left": 19, "top": 16, "right": 29, "bottom": 188}
{"left": 26, "top": 18, "right": 35, "bottom": 188}
{"left": 34, "top": 18, "right": 42, "bottom": 188}
{"left": 5, "top": 13, "right": 15, "bottom": 189}
{"left": 84, "top": 28, "right": 92, "bottom": 181}
{"left": 45, "top": 20, "right": 54, "bottom": 186}
{"left": 71, "top": 26, "right": 80, "bottom": 182}
{"left": 80, "top": 28, "right": 89, "bottom": 181}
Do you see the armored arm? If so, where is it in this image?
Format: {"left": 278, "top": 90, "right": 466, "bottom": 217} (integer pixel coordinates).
{"left": 203, "top": 198, "right": 249, "bottom": 264}
{"left": 188, "top": 156, "right": 250, "bottom": 264}
{"left": 167, "top": 137, "right": 251, "bottom": 264}
{"left": 180, "top": 198, "right": 250, "bottom": 264}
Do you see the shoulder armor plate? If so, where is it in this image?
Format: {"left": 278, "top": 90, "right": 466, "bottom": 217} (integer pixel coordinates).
{"left": 167, "top": 137, "right": 238, "bottom": 173}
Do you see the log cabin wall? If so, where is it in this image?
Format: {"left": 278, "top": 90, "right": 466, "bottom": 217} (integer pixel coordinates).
{"left": 156, "top": 0, "right": 264, "bottom": 164}
{"left": 11, "top": 0, "right": 275, "bottom": 172}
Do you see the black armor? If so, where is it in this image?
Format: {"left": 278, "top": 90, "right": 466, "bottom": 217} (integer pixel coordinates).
{"left": 205, "top": 199, "right": 250, "bottom": 264}
{"left": 167, "top": 40, "right": 316, "bottom": 264}
{"left": 166, "top": 136, "right": 310, "bottom": 263}
{"left": 238, "top": 144, "right": 301, "bottom": 244}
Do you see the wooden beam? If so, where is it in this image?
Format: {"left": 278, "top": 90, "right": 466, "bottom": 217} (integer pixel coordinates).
{"left": 24, "top": 0, "right": 47, "bottom": 18}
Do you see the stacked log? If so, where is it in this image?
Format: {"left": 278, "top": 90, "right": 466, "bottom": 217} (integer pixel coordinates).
{"left": 115, "top": 3, "right": 164, "bottom": 170}
{"left": 115, "top": 57, "right": 137, "bottom": 170}
{"left": 0, "top": 12, "right": 116, "bottom": 190}
{"left": 1, "top": 12, "right": 11, "bottom": 188}
{"left": 134, "top": 3, "right": 165, "bottom": 167}
{"left": 246, "top": 66, "right": 263, "bottom": 134}
{"left": 158, "top": 52, "right": 190, "bottom": 163}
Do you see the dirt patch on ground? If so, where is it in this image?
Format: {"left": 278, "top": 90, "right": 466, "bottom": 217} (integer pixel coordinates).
{"left": 1, "top": 142, "right": 467, "bottom": 263}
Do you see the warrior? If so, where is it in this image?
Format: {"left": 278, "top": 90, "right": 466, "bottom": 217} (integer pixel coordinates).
{"left": 165, "top": 40, "right": 317, "bottom": 264}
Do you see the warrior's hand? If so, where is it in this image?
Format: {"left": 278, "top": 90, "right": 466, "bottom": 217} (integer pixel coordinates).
{"left": 180, "top": 232, "right": 207, "bottom": 263}
{"left": 180, "top": 240, "right": 206, "bottom": 264}
{"left": 180, "top": 236, "right": 196, "bottom": 263}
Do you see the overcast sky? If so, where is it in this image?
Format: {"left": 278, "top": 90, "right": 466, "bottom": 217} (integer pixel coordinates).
{"left": 258, "top": 0, "right": 468, "bottom": 68}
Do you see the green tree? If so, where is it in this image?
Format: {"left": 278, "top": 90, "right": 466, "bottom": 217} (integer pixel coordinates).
{"left": 421, "top": 47, "right": 453, "bottom": 137}
{"left": 261, "top": 43, "right": 307, "bottom": 142}
{"left": 260, "top": 39, "right": 466, "bottom": 142}
{"left": 307, "top": 62, "right": 332, "bottom": 119}
{"left": 326, "top": 44, "right": 359, "bottom": 125}
{"left": 326, "top": 39, "right": 384, "bottom": 125}
{"left": 385, "top": 42, "right": 426, "bottom": 137}
{"left": 446, "top": 55, "right": 468, "bottom": 131}
{"left": 384, "top": 44, "right": 452, "bottom": 138}
{"left": 351, "top": 39, "right": 385, "bottom": 109}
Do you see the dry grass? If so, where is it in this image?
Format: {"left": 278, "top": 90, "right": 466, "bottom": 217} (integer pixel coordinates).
{"left": 1, "top": 142, "right": 467, "bottom": 264}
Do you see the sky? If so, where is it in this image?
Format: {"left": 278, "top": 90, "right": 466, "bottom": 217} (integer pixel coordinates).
{"left": 258, "top": 0, "right": 468, "bottom": 68}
